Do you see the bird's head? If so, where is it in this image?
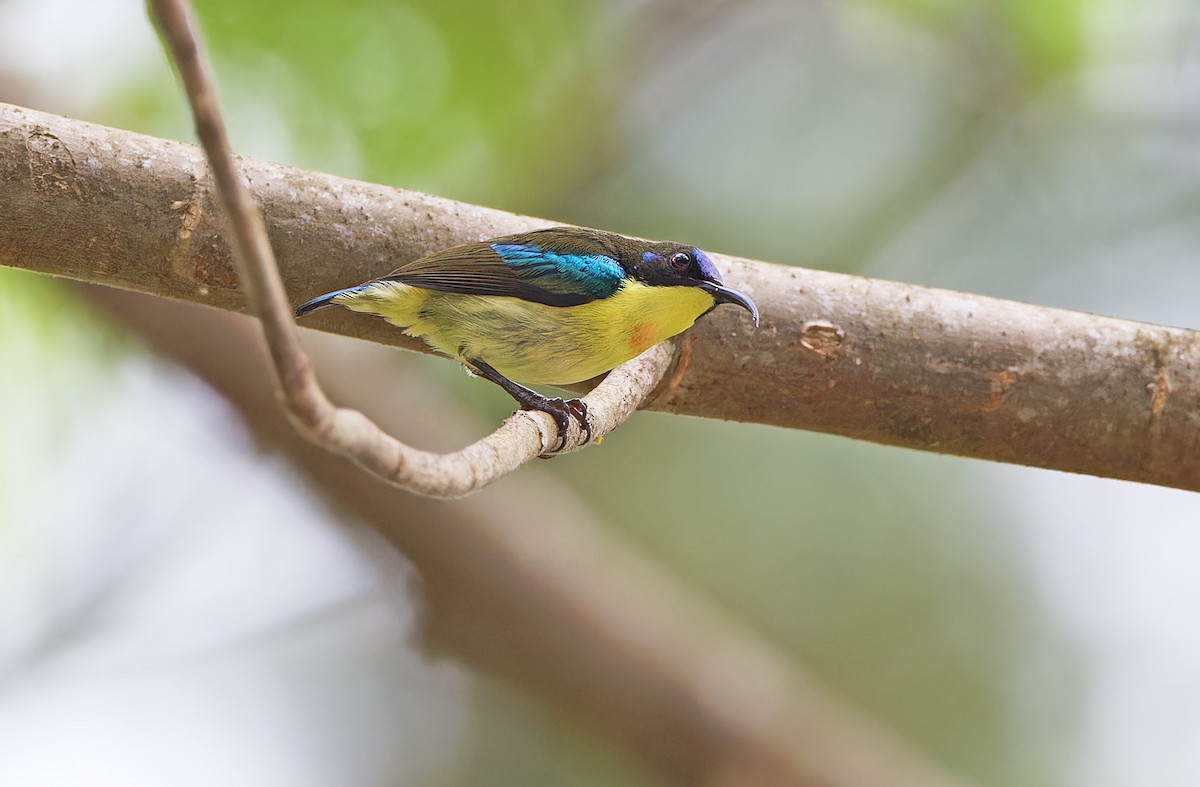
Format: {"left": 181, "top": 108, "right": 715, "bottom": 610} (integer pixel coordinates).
{"left": 629, "top": 243, "right": 760, "bottom": 327}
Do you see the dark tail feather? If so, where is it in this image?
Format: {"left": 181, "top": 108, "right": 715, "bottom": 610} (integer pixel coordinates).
{"left": 294, "top": 286, "right": 368, "bottom": 318}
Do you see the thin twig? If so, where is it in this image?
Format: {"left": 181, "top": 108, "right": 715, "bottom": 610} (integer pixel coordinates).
{"left": 146, "top": 0, "right": 668, "bottom": 498}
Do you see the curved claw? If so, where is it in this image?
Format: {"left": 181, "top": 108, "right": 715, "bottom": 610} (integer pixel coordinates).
{"left": 562, "top": 398, "right": 592, "bottom": 446}
{"left": 529, "top": 396, "right": 591, "bottom": 456}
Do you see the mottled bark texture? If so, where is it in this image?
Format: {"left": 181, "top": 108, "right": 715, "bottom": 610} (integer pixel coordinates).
{"left": 3, "top": 102, "right": 1198, "bottom": 490}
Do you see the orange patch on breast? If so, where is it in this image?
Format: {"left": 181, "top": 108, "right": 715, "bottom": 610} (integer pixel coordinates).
{"left": 627, "top": 321, "right": 655, "bottom": 353}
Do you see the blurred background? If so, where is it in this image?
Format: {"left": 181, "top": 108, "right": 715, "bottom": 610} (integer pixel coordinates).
{"left": 2, "top": 0, "right": 1200, "bottom": 785}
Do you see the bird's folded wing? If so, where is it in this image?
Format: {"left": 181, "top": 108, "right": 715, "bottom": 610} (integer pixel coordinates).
{"left": 380, "top": 235, "right": 626, "bottom": 308}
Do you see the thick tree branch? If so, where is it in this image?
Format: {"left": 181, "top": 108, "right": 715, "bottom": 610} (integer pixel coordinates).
{"left": 2, "top": 100, "right": 1198, "bottom": 490}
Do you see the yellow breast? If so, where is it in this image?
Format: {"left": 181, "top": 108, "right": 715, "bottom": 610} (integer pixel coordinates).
{"left": 347, "top": 280, "right": 715, "bottom": 387}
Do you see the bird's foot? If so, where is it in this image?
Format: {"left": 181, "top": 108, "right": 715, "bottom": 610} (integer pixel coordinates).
{"left": 461, "top": 356, "right": 592, "bottom": 457}
{"left": 525, "top": 396, "right": 591, "bottom": 456}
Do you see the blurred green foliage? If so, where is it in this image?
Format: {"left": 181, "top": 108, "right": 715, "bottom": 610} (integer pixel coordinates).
{"left": 187, "top": 0, "right": 619, "bottom": 211}
{"left": 864, "top": 0, "right": 1085, "bottom": 80}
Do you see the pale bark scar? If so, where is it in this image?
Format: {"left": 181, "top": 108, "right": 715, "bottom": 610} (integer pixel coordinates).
{"left": 983, "top": 369, "right": 1016, "bottom": 413}
{"left": 656, "top": 333, "right": 694, "bottom": 404}
{"left": 171, "top": 197, "right": 203, "bottom": 240}
{"left": 799, "top": 320, "right": 845, "bottom": 360}
{"left": 1148, "top": 372, "right": 1170, "bottom": 418}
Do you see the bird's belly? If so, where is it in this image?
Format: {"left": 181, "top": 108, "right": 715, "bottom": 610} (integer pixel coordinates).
{"left": 413, "top": 283, "right": 714, "bottom": 386}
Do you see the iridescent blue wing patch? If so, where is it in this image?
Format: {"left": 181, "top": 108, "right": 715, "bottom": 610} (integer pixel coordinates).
{"left": 380, "top": 233, "right": 625, "bottom": 307}
{"left": 489, "top": 243, "right": 623, "bottom": 300}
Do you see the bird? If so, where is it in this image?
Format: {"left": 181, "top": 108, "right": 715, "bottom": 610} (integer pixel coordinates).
{"left": 295, "top": 226, "right": 759, "bottom": 452}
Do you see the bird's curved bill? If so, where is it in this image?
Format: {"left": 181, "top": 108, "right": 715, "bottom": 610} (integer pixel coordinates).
{"left": 700, "top": 282, "right": 760, "bottom": 327}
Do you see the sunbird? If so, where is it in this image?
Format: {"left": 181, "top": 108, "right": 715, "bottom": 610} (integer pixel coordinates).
{"left": 295, "top": 226, "right": 759, "bottom": 450}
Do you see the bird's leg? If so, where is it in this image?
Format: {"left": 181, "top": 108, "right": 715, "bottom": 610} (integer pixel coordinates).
{"left": 465, "top": 357, "right": 592, "bottom": 453}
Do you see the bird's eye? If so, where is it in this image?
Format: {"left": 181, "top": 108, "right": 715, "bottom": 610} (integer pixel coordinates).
{"left": 669, "top": 252, "right": 691, "bottom": 271}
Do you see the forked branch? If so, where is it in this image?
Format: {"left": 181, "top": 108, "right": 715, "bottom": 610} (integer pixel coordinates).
{"left": 146, "top": 0, "right": 665, "bottom": 497}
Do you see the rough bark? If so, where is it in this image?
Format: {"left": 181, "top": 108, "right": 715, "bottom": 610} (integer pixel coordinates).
{"left": 3, "top": 102, "right": 1198, "bottom": 490}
